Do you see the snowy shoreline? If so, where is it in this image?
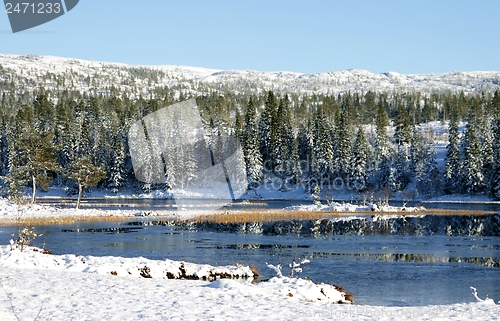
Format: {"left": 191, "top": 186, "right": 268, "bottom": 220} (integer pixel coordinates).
{"left": 2, "top": 195, "right": 499, "bottom": 227}
{"left": 1, "top": 246, "right": 498, "bottom": 320}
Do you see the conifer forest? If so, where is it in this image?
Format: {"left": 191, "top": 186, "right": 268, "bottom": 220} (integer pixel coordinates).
{"left": 1, "top": 55, "right": 500, "bottom": 203}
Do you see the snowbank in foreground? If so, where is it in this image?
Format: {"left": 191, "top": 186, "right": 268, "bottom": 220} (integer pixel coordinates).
{"left": 0, "top": 245, "right": 351, "bottom": 306}
{"left": 0, "top": 250, "right": 498, "bottom": 320}
{"left": 0, "top": 245, "right": 254, "bottom": 281}
{"left": 284, "top": 202, "right": 426, "bottom": 213}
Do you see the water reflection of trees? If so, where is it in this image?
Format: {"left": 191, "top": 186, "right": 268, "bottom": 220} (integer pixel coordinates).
{"left": 374, "top": 253, "right": 499, "bottom": 267}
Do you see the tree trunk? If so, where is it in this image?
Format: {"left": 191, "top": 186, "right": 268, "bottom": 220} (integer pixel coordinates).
{"left": 32, "top": 176, "right": 37, "bottom": 204}
{"left": 77, "top": 183, "right": 83, "bottom": 209}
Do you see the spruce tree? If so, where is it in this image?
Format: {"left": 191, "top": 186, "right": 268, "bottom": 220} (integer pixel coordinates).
{"left": 73, "top": 101, "right": 91, "bottom": 158}
{"left": 333, "top": 110, "right": 352, "bottom": 180}
{"left": 374, "top": 102, "right": 393, "bottom": 188}
{"left": 374, "top": 102, "right": 391, "bottom": 164}
{"left": 242, "top": 98, "right": 263, "bottom": 190}
{"left": 349, "top": 127, "right": 370, "bottom": 192}
{"left": 33, "top": 93, "right": 54, "bottom": 132}
{"left": 258, "top": 91, "right": 277, "bottom": 170}
{"left": 107, "top": 136, "right": 127, "bottom": 190}
{"left": 0, "top": 117, "right": 9, "bottom": 177}
{"left": 479, "top": 114, "right": 494, "bottom": 187}
{"left": 272, "top": 95, "right": 293, "bottom": 184}
{"left": 53, "top": 100, "right": 74, "bottom": 169}
{"left": 297, "top": 121, "right": 314, "bottom": 176}
{"left": 393, "top": 103, "right": 411, "bottom": 146}
{"left": 444, "top": 116, "right": 462, "bottom": 194}
{"left": 182, "top": 142, "right": 198, "bottom": 189}
{"left": 491, "top": 90, "right": 500, "bottom": 199}
{"left": 312, "top": 107, "right": 333, "bottom": 183}
{"left": 392, "top": 145, "right": 410, "bottom": 191}
{"left": 416, "top": 143, "right": 441, "bottom": 198}
{"left": 461, "top": 122, "right": 484, "bottom": 194}
{"left": 280, "top": 94, "right": 294, "bottom": 180}
{"left": 289, "top": 136, "right": 302, "bottom": 185}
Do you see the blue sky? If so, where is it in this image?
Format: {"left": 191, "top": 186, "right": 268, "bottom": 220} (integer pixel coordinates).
{"left": 0, "top": 0, "right": 498, "bottom": 74}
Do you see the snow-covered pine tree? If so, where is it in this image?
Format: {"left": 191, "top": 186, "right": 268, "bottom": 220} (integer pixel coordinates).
{"left": 258, "top": 91, "right": 277, "bottom": 171}
{"left": 378, "top": 154, "right": 393, "bottom": 190}
{"left": 107, "top": 136, "right": 127, "bottom": 190}
{"left": 280, "top": 94, "right": 294, "bottom": 181}
{"left": 289, "top": 136, "right": 302, "bottom": 185}
{"left": 421, "top": 97, "right": 438, "bottom": 123}
{"left": 390, "top": 98, "right": 411, "bottom": 192}
{"left": 333, "top": 109, "right": 352, "bottom": 180}
{"left": 461, "top": 121, "right": 485, "bottom": 194}
{"left": 53, "top": 100, "right": 74, "bottom": 169}
{"left": 242, "top": 98, "right": 263, "bottom": 190}
{"left": 33, "top": 93, "right": 54, "bottom": 133}
{"left": 0, "top": 117, "right": 9, "bottom": 177}
{"left": 72, "top": 101, "right": 91, "bottom": 158}
{"left": 272, "top": 95, "right": 293, "bottom": 185}
{"left": 392, "top": 145, "right": 410, "bottom": 192}
{"left": 312, "top": 107, "right": 333, "bottom": 183}
{"left": 393, "top": 102, "right": 412, "bottom": 146}
{"left": 349, "top": 127, "right": 370, "bottom": 192}
{"left": 297, "top": 121, "right": 314, "bottom": 175}
{"left": 374, "top": 102, "right": 392, "bottom": 165}
{"left": 171, "top": 109, "right": 192, "bottom": 190}
{"left": 478, "top": 113, "right": 494, "bottom": 188}
{"left": 416, "top": 142, "right": 441, "bottom": 198}
{"left": 182, "top": 142, "right": 198, "bottom": 189}
{"left": 234, "top": 109, "right": 244, "bottom": 147}
{"left": 374, "top": 102, "right": 393, "bottom": 189}
{"left": 444, "top": 116, "right": 463, "bottom": 194}
{"left": 409, "top": 126, "right": 423, "bottom": 174}
{"left": 491, "top": 89, "right": 500, "bottom": 199}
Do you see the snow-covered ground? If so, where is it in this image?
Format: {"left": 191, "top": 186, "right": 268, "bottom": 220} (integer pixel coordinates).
{"left": 0, "top": 245, "right": 351, "bottom": 320}
{"left": 0, "top": 197, "right": 144, "bottom": 222}
{"left": 1, "top": 245, "right": 498, "bottom": 321}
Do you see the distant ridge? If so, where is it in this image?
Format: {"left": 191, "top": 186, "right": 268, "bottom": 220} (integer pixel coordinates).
{"left": 0, "top": 54, "right": 499, "bottom": 97}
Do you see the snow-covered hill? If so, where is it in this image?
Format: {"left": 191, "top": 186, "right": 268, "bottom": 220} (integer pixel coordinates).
{"left": 0, "top": 54, "right": 499, "bottom": 98}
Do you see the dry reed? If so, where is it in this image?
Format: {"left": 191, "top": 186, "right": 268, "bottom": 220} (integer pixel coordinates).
{"left": 0, "top": 208, "right": 492, "bottom": 226}
{"left": 189, "top": 208, "right": 493, "bottom": 224}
